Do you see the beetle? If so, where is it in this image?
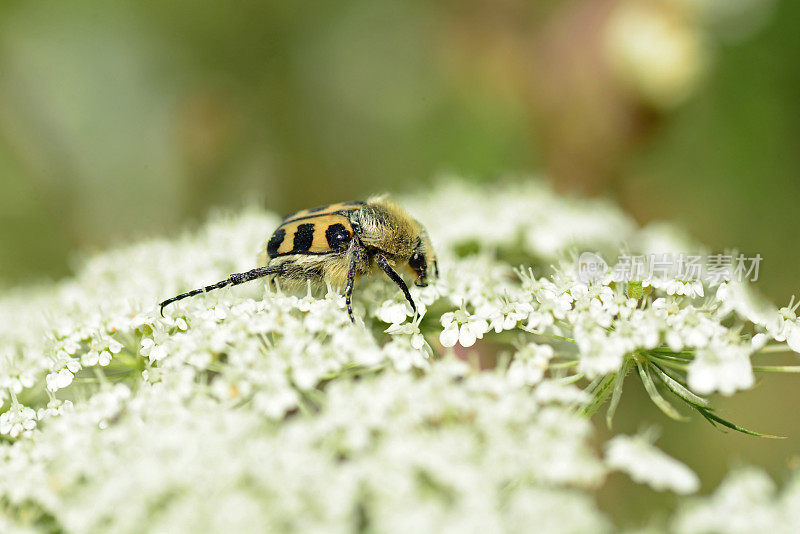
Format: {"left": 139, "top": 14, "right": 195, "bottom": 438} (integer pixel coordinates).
{"left": 159, "top": 196, "right": 438, "bottom": 323}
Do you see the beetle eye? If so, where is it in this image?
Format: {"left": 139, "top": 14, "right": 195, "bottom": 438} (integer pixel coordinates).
{"left": 409, "top": 252, "right": 426, "bottom": 271}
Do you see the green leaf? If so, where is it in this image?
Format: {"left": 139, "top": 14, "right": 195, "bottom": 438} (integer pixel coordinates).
{"left": 581, "top": 373, "right": 617, "bottom": 418}
{"left": 555, "top": 373, "right": 584, "bottom": 385}
{"left": 636, "top": 361, "right": 688, "bottom": 421}
{"left": 695, "top": 406, "right": 785, "bottom": 439}
{"left": 605, "top": 360, "right": 631, "bottom": 429}
{"left": 650, "top": 363, "right": 710, "bottom": 408}
{"left": 648, "top": 361, "right": 783, "bottom": 438}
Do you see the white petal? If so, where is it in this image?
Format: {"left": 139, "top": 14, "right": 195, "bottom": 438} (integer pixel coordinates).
{"left": 439, "top": 324, "right": 459, "bottom": 348}
{"left": 786, "top": 324, "right": 800, "bottom": 353}
{"left": 468, "top": 317, "right": 490, "bottom": 336}
{"left": 459, "top": 326, "right": 477, "bottom": 348}
{"left": 751, "top": 333, "right": 768, "bottom": 351}
{"left": 378, "top": 302, "right": 409, "bottom": 324}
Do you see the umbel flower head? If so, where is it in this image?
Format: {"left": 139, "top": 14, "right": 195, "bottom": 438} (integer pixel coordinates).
{"left": 0, "top": 178, "right": 798, "bottom": 533}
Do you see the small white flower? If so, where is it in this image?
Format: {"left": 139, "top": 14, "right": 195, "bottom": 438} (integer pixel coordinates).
{"left": 148, "top": 345, "right": 168, "bottom": 363}
{"left": 385, "top": 320, "right": 427, "bottom": 351}
{"left": 665, "top": 279, "right": 705, "bottom": 298}
{"left": 0, "top": 404, "right": 37, "bottom": 438}
{"left": 36, "top": 398, "right": 74, "bottom": 421}
{"left": 481, "top": 297, "right": 534, "bottom": 333}
{"left": 213, "top": 305, "right": 229, "bottom": 321}
{"left": 376, "top": 299, "right": 412, "bottom": 325}
{"left": 413, "top": 282, "right": 443, "bottom": 307}
{"left": 81, "top": 350, "right": 100, "bottom": 366}
{"left": 575, "top": 329, "right": 626, "bottom": 378}
{"left": 771, "top": 299, "right": 800, "bottom": 353}
{"left": 439, "top": 310, "right": 489, "bottom": 348}
{"left": 383, "top": 338, "right": 430, "bottom": 371}
{"left": 98, "top": 350, "right": 113, "bottom": 366}
{"left": 1, "top": 371, "right": 35, "bottom": 394}
{"left": 139, "top": 337, "right": 155, "bottom": 358}
{"left": 45, "top": 368, "right": 75, "bottom": 392}
{"left": 665, "top": 307, "right": 721, "bottom": 350}
{"left": 687, "top": 343, "right": 754, "bottom": 396}
{"left": 507, "top": 343, "right": 554, "bottom": 386}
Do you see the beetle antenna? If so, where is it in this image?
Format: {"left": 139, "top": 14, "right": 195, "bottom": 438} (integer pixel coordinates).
{"left": 159, "top": 265, "right": 281, "bottom": 316}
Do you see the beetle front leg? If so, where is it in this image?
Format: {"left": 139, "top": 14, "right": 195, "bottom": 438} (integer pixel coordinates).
{"left": 375, "top": 254, "right": 417, "bottom": 316}
{"left": 344, "top": 253, "right": 358, "bottom": 324}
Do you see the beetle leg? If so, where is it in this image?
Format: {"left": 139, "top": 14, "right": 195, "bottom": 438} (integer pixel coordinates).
{"left": 375, "top": 255, "right": 417, "bottom": 316}
{"left": 159, "top": 264, "right": 282, "bottom": 316}
{"left": 343, "top": 242, "right": 370, "bottom": 323}
{"left": 345, "top": 253, "right": 358, "bottom": 324}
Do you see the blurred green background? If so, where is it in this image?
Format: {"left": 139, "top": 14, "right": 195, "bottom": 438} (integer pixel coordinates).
{"left": 1, "top": 0, "right": 798, "bottom": 527}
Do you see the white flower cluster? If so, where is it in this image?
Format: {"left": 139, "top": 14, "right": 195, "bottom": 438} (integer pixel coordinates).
{"left": 0, "top": 179, "right": 797, "bottom": 532}
{"left": 0, "top": 367, "right": 612, "bottom": 534}
{"left": 673, "top": 467, "right": 800, "bottom": 534}
{"left": 606, "top": 433, "right": 699, "bottom": 495}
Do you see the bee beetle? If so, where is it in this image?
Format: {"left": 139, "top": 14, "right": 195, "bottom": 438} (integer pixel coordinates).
{"left": 159, "top": 196, "right": 438, "bottom": 323}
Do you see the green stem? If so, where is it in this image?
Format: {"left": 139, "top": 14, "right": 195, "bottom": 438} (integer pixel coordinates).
{"left": 8, "top": 389, "right": 20, "bottom": 408}
{"left": 755, "top": 344, "right": 793, "bottom": 354}
{"left": 752, "top": 365, "right": 800, "bottom": 373}
{"left": 650, "top": 348, "right": 694, "bottom": 357}
{"left": 648, "top": 354, "right": 689, "bottom": 371}
{"left": 548, "top": 360, "right": 579, "bottom": 369}
{"left": 518, "top": 327, "right": 575, "bottom": 344}
{"left": 648, "top": 352, "right": 691, "bottom": 363}
{"left": 92, "top": 367, "right": 109, "bottom": 386}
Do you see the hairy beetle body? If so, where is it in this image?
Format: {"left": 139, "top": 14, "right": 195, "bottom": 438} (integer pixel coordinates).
{"left": 160, "top": 196, "right": 437, "bottom": 323}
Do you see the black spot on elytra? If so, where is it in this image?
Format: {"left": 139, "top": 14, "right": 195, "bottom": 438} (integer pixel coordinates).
{"left": 325, "top": 223, "right": 351, "bottom": 250}
{"left": 293, "top": 223, "right": 315, "bottom": 252}
{"left": 266, "top": 228, "right": 285, "bottom": 257}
